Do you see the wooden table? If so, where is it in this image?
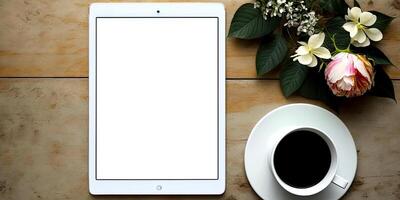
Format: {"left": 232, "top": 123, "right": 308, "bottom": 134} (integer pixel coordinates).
{"left": 0, "top": 0, "right": 399, "bottom": 199}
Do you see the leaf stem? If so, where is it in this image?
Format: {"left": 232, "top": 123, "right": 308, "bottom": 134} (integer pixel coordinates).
{"left": 329, "top": 33, "right": 351, "bottom": 54}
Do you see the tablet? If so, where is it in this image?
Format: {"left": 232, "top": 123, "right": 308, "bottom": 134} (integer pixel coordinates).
{"left": 88, "top": 3, "right": 225, "bottom": 195}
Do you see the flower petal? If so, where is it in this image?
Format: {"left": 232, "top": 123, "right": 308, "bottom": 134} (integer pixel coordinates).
{"left": 353, "top": 56, "right": 371, "bottom": 82}
{"left": 345, "top": 13, "right": 351, "bottom": 21}
{"left": 364, "top": 28, "right": 383, "bottom": 41}
{"left": 298, "top": 41, "right": 308, "bottom": 46}
{"left": 295, "top": 46, "right": 309, "bottom": 55}
{"left": 338, "top": 77, "right": 354, "bottom": 91}
{"left": 343, "top": 22, "right": 356, "bottom": 33}
{"left": 349, "top": 25, "right": 359, "bottom": 38}
{"left": 297, "top": 54, "right": 313, "bottom": 65}
{"left": 308, "top": 55, "right": 318, "bottom": 67}
{"left": 344, "top": 54, "right": 358, "bottom": 76}
{"left": 350, "top": 7, "right": 362, "bottom": 21}
{"left": 326, "top": 61, "right": 346, "bottom": 82}
{"left": 353, "top": 30, "right": 367, "bottom": 43}
{"left": 342, "top": 22, "right": 359, "bottom": 38}
{"left": 352, "top": 37, "right": 370, "bottom": 47}
{"left": 360, "top": 12, "right": 376, "bottom": 26}
{"left": 308, "top": 32, "right": 325, "bottom": 49}
{"left": 356, "top": 54, "right": 373, "bottom": 82}
{"left": 313, "top": 47, "right": 331, "bottom": 59}
{"left": 346, "top": 8, "right": 356, "bottom": 22}
{"left": 346, "top": 7, "right": 351, "bottom": 16}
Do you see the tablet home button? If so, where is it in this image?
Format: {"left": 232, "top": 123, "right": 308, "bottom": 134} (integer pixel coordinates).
{"left": 156, "top": 185, "right": 162, "bottom": 190}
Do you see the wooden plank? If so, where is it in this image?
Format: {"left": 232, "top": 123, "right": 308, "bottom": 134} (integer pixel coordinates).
{"left": 0, "top": 79, "right": 89, "bottom": 199}
{"left": 0, "top": 0, "right": 232, "bottom": 77}
{"left": 1, "top": 79, "right": 399, "bottom": 199}
{"left": 0, "top": 0, "right": 89, "bottom": 77}
{"left": 0, "top": 0, "right": 399, "bottom": 78}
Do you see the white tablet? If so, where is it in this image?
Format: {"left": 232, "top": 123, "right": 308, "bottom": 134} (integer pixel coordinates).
{"left": 88, "top": 3, "right": 225, "bottom": 195}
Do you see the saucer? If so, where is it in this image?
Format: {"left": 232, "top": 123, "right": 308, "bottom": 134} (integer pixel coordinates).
{"left": 244, "top": 104, "right": 357, "bottom": 200}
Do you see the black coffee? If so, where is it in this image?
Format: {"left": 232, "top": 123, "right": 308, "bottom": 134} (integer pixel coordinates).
{"left": 273, "top": 130, "right": 331, "bottom": 188}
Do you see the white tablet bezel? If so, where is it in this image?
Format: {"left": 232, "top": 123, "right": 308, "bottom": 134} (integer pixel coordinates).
{"left": 88, "top": 3, "right": 225, "bottom": 195}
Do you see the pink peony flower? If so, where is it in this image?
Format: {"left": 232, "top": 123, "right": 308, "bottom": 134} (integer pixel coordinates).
{"left": 325, "top": 52, "right": 374, "bottom": 97}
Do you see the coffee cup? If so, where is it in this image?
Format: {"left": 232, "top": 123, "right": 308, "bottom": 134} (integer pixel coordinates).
{"left": 270, "top": 127, "right": 348, "bottom": 196}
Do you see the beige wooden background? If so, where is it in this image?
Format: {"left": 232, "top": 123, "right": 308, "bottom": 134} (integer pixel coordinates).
{"left": 0, "top": 0, "right": 399, "bottom": 199}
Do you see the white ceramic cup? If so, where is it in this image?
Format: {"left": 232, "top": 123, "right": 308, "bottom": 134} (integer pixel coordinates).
{"left": 270, "top": 127, "right": 348, "bottom": 196}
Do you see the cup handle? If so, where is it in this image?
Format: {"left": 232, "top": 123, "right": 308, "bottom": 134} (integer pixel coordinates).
{"left": 332, "top": 175, "right": 348, "bottom": 189}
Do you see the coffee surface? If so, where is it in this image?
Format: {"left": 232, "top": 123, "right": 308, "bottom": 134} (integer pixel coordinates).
{"left": 273, "top": 130, "right": 331, "bottom": 188}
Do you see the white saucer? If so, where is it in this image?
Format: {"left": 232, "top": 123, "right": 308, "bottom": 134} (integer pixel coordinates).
{"left": 244, "top": 104, "right": 357, "bottom": 200}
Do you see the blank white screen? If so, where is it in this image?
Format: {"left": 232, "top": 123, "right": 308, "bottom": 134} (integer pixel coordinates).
{"left": 96, "top": 18, "right": 218, "bottom": 179}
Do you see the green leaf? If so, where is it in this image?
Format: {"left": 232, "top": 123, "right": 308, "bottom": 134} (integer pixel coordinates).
{"left": 325, "top": 17, "right": 351, "bottom": 51}
{"left": 280, "top": 61, "right": 309, "bottom": 97}
{"left": 352, "top": 46, "right": 393, "bottom": 65}
{"left": 370, "top": 11, "right": 394, "bottom": 31}
{"left": 256, "top": 34, "right": 288, "bottom": 75}
{"left": 320, "top": 0, "right": 348, "bottom": 16}
{"left": 228, "top": 3, "right": 280, "bottom": 39}
{"left": 299, "top": 70, "right": 342, "bottom": 110}
{"left": 368, "top": 66, "right": 396, "bottom": 101}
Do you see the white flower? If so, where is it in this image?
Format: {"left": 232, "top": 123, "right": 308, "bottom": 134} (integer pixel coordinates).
{"left": 291, "top": 32, "right": 331, "bottom": 67}
{"left": 342, "top": 7, "right": 383, "bottom": 47}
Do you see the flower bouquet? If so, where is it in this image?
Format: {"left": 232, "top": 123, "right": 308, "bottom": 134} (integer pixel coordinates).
{"left": 228, "top": 0, "right": 396, "bottom": 109}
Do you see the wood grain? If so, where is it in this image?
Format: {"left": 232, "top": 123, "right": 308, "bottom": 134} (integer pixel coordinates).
{"left": 0, "top": 0, "right": 399, "bottom": 199}
{"left": 1, "top": 79, "right": 399, "bottom": 199}
{"left": 0, "top": 0, "right": 399, "bottom": 78}
{"left": 0, "top": 79, "right": 88, "bottom": 200}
